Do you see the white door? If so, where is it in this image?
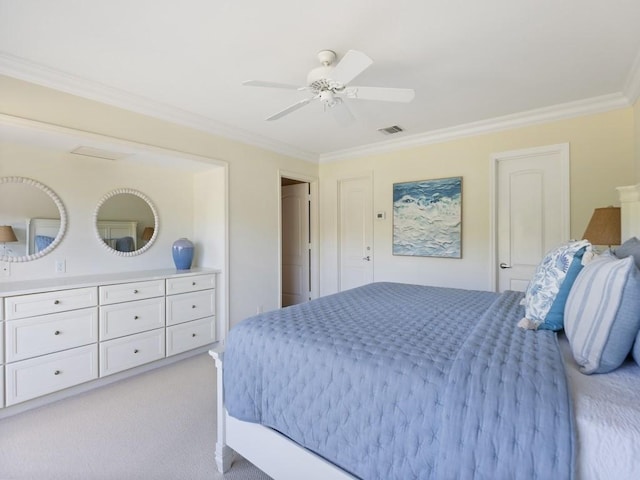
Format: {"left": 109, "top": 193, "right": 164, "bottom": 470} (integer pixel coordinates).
{"left": 281, "top": 183, "right": 310, "bottom": 306}
{"left": 493, "top": 144, "right": 570, "bottom": 292}
{"left": 338, "top": 176, "right": 373, "bottom": 291}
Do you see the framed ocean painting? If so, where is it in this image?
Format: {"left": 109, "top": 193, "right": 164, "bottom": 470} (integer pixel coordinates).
{"left": 393, "top": 176, "right": 462, "bottom": 258}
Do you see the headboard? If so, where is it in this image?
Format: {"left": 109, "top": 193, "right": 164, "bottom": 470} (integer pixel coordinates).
{"left": 26, "top": 218, "right": 61, "bottom": 255}
{"left": 617, "top": 183, "right": 640, "bottom": 241}
{"left": 97, "top": 220, "right": 138, "bottom": 252}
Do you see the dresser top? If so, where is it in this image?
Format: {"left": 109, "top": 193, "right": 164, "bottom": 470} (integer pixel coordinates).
{"left": 0, "top": 268, "right": 220, "bottom": 297}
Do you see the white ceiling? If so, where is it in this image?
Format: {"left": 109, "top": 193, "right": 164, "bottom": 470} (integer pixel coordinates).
{"left": 1, "top": 0, "right": 640, "bottom": 162}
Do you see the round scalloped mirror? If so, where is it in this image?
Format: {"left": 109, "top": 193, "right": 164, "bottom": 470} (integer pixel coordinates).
{"left": 93, "top": 188, "right": 158, "bottom": 257}
{"left": 0, "top": 176, "right": 67, "bottom": 263}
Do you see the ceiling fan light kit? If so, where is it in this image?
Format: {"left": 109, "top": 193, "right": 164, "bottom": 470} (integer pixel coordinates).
{"left": 243, "top": 49, "right": 415, "bottom": 123}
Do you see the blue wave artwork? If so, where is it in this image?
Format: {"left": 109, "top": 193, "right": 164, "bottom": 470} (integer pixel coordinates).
{"left": 393, "top": 177, "right": 462, "bottom": 257}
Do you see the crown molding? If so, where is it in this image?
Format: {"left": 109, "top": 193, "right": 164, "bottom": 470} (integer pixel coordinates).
{"left": 0, "top": 53, "right": 318, "bottom": 163}
{"left": 2, "top": 52, "right": 636, "bottom": 166}
{"left": 319, "top": 93, "right": 631, "bottom": 163}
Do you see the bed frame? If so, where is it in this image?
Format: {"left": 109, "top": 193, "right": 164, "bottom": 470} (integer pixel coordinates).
{"left": 210, "top": 183, "right": 640, "bottom": 479}
{"left": 209, "top": 348, "right": 356, "bottom": 479}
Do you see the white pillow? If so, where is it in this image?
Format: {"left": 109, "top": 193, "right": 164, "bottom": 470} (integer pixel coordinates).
{"left": 564, "top": 252, "right": 640, "bottom": 374}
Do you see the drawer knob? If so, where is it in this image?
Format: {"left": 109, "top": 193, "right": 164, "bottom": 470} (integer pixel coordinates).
{"left": 192, "top": 333, "right": 196, "bottom": 337}
{"left": 134, "top": 349, "right": 139, "bottom": 354}
{"left": 133, "top": 289, "right": 139, "bottom": 294}
{"left": 54, "top": 300, "right": 60, "bottom": 305}
{"left": 192, "top": 305, "right": 197, "bottom": 309}
{"left": 134, "top": 315, "right": 139, "bottom": 320}
{"left": 192, "top": 282, "right": 196, "bottom": 286}
{"left": 54, "top": 330, "right": 61, "bottom": 335}
{"left": 54, "top": 370, "right": 61, "bottom": 375}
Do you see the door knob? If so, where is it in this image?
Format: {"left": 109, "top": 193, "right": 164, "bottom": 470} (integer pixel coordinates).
{"left": 499, "top": 263, "right": 512, "bottom": 269}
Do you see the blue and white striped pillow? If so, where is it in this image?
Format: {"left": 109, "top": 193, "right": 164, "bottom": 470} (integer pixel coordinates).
{"left": 564, "top": 252, "right": 640, "bottom": 374}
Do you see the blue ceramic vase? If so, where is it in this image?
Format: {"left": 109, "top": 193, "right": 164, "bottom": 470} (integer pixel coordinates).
{"left": 172, "top": 238, "right": 194, "bottom": 270}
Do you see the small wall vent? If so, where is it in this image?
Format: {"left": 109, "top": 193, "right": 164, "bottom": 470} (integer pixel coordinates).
{"left": 377, "top": 125, "right": 404, "bottom": 135}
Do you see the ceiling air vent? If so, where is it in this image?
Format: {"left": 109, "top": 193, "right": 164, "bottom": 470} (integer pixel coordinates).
{"left": 70, "top": 146, "right": 129, "bottom": 161}
{"left": 378, "top": 125, "right": 404, "bottom": 135}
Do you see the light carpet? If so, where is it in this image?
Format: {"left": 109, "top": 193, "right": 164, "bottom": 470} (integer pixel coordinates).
{"left": 0, "top": 353, "right": 272, "bottom": 480}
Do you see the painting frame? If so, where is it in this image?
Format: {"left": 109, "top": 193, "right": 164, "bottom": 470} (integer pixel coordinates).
{"left": 392, "top": 176, "right": 462, "bottom": 258}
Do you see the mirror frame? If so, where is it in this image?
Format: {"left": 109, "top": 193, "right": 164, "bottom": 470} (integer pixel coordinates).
{"left": 93, "top": 188, "right": 159, "bottom": 257}
{"left": 0, "top": 176, "right": 68, "bottom": 263}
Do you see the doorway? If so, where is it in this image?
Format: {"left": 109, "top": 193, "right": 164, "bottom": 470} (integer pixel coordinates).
{"left": 490, "top": 144, "right": 570, "bottom": 292}
{"left": 280, "top": 172, "right": 318, "bottom": 307}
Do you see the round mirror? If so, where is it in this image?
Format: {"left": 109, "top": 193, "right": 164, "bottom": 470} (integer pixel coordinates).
{"left": 94, "top": 188, "right": 158, "bottom": 257}
{"left": 0, "top": 176, "right": 67, "bottom": 263}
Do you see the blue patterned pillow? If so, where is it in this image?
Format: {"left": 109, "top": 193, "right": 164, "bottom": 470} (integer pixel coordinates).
{"left": 521, "top": 240, "right": 591, "bottom": 330}
{"left": 565, "top": 252, "right": 640, "bottom": 374}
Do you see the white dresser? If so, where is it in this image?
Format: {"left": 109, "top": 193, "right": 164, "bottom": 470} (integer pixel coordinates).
{"left": 0, "top": 268, "right": 219, "bottom": 411}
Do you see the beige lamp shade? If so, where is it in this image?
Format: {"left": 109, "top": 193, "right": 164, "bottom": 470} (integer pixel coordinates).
{"left": 0, "top": 225, "right": 18, "bottom": 243}
{"left": 582, "top": 207, "right": 621, "bottom": 246}
{"left": 141, "top": 227, "right": 154, "bottom": 241}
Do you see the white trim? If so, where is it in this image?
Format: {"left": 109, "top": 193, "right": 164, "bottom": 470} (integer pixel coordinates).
{"left": 489, "top": 143, "right": 570, "bottom": 291}
{"left": 0, "top": 52, "right": 640, "bottom": 163}
{"left": 617, "top": 183, "right": 640, "bottom": 241}
{"left": 321, "top": 95, "right": 627, "bottom": 163}
{"left": 0, "top": 53, "right": 317, "bottom": 163}
{"left": 2, "top": 53, "right": 637, "bottom": 165}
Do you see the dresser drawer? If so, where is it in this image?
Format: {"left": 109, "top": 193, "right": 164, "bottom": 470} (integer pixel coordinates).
{"left": 5, "top": 287, "right": 98, "bottom": 320}
{"left": 99, "top": 280, "right": 165, "bottom": 305}
{"left": 166, "top": 316, "right": 216, "bottom": 356}
{"left": 5, "top": 307, "right": 98, "bottom": 362}
{"left": 100, "top": 298, "right": 165, "bottom": 341}
{"left": 99, "top": 328, "right": 165, "bottom": 377}
{"left": 5, "top": 344, "right": 98, "bottom": 406}
{"left": 0, "top": 325, "right": 4, "bottom": 364}
{"left": 0, "top": 368, "right": 4, "bottom": 408}
{"left": 166, "top": 274, "right": 216, "bottom": 295}
{"left": 166, "top": 290, "right": 215, "bottom": 326}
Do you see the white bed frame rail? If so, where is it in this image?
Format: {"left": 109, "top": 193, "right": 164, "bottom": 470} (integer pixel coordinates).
{"left": 209, "top": 348, "right": 356, "bottom": 480}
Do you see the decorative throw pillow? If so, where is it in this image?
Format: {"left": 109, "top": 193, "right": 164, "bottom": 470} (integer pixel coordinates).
{"left": 564, "top": 252, "right": 640, "bottom": 374}
{"left": 542, "top": 246, "right": 587, "bottom": 331}
{"left": 614, "top": 236, "right": 640, "bottom": 269}
{"left": 519, "top": 240, "right": 591, "bottom": 330}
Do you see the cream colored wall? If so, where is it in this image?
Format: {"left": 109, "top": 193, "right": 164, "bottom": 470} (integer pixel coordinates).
{"left": 319, "top": 108, "right": 634, "bottom": 294}
{"left": 634, "top": 97, "right": 640, "bottom": 181}
{"left": 0, "top": 76, "right": 317, "bottom": 327}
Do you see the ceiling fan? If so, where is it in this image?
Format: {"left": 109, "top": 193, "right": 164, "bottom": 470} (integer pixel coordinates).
{"left": 242, "top": 49, "right": 415, "bottom": 123}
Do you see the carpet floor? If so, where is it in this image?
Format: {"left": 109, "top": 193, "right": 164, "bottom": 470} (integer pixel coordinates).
{"left": 0, "top": 353, "right": 272, "bottom": 480}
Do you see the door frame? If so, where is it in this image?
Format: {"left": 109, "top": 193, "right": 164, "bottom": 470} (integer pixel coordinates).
{"left": 489, "top": 143, "right": 570, "bottom": 291}
{"left": 278, "top": 169, "right": 319, "bottom": 306}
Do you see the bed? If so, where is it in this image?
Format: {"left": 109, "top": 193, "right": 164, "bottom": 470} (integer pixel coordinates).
{"left": 212, "top": 184, "right": 640, "bottom": 479}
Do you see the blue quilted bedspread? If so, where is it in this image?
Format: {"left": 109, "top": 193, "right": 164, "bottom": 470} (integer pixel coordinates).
{"left": 224, "top": 282, "right": 574, "bottom": 479}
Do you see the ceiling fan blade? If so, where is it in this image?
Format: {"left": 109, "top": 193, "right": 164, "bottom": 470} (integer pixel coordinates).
{"left": 266, "top": 97, "right": 314, "bottom": 121}
{"left": 344, "top": 86, "right": 415, "bottom": 103}
{"left": 243, "top": 80, "right": 304, "bottom": 90}
{"left": 329, "top": 50, "right": 373, "bottom": 85}
{"left": 329, "top": 98, "right": 355, "bottom": 126}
